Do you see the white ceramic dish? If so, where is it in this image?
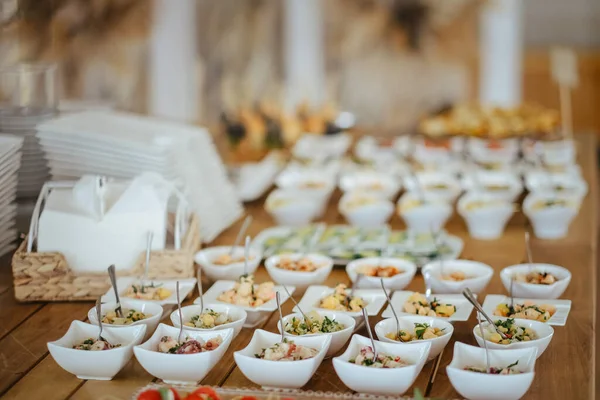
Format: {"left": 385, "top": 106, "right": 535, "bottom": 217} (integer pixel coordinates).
{"left": 382, "top": 291, "right": 475, "bottom": 322}
{"left": 294, "top": 285, "right": 387, "bottom": 319}
{"left": 234, "top": 329, "right": 331, "bottom": 388}
{"left": 523, "top": 193, "right": 581, "bottom": 239}
{"left": 403, "top": 172, "right": 462, "bottom": 203}
{"left": 467, "top": 137, "right": 520, "bottom": 164}
{"left": 473, "top": 317, "right": 554, "bottom": 359}
{"left": 422, "top": 259, "right": 494, "bottom": 294}
{"left": 447, "top": 342, "right": 537, "bottom": 400}
{"left": 500, "top": 263, "right": 571, "bottom": 299}
{"left": 134, "top": 323, "right": 233, "bottom": 385}
{"left": 101, "top": 278, "right": 197, "bottom": 307}
{"left": 397, "top": 192, "right": 453, "bottom": 234}
{"left": 264, "top": 189, "right": 322, "bottom": 226}
{"left": 374, "top": 316, "right": 453, "bottom": 361}
{"left": 275, "top": 170, "right": 335, "bottom": 217}
{"left": 524, "top": 171, "right": 588, "bottom": 202}
{"left": 87, "top": 299, "right": 162, "bottom": 341}
{"left": 481, "top": 294, "right": 572, "bottom": 326}
{"left": 457, "top": 192, "right": 515, "bottom": 239}
{"left": 338, "top": 171, "right": 401, "bottom": 201}
{"left": 195, "top": 280, "right": 295, "bottom": 328}
{"left": 292, "top": 133, "right": 351, "bottom": 164}
{"left": 47, "top": 320, "right": 145, "bottom": 380}
{"left": 461, "top": 171, "right": 522, "bottom": 203}
{"left": 169, "top": 303, "right": 247, "bottom": 338}
{"left": 264, "top": 253, "right": 334, "bottom": 291}
{"left": 345, "top": 257, "right": 417, "bottom": 290}
{"left": 333, "top": 334, "right": 430, "bottom": 396}
{"left": 338, "top": 192, "right": 394, "bottom": 228}
{"left": 234, "top": 152, "right": 283, "bottom": 202}
{"left": 412, "top": 138, "right": 453, "bottom": 165}
{"left": 194, "top": 245, "right": 263, "bottom": 282}
{"left": 277, "top": 311, "right": 356, "bottom": 357}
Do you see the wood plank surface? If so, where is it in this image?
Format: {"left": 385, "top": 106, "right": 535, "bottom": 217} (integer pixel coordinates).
{"left": 0, "top": 133, "right": 596, "bottom": 400}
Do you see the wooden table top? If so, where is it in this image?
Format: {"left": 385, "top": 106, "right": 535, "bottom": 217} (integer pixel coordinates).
{"left": 0, "top": 134, "right": 597, "bottom": 400}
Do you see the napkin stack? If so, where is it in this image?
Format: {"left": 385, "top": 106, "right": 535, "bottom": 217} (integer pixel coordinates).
{"left": 37, "top": 111, "right": 243, "bottom": 242}
{"left": 0, "top": 106, "right": 54, "bottom": 198}
{"left": 0, "top": 135, "right": 23, "bottom": 256}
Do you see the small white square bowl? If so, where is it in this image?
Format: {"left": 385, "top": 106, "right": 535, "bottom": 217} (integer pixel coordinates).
{"left": 346, "top": 257, "right": 417, "bottom": 291}
{"left": 47, "top": 320, "right": 146, "bottom": 380}
{"left": 421, "top": 259, "right": 494, "bottom": 294}
{"left": 133, "top": 323, "right": 233, "bottom": 385}
{"left": 457, "top": 192, "right": 516, "bottom": 240}
{"left": 446, "top": 342, "right": 537, "bottom": 400}
{"left": 194, "top": 245, "right": 263, "bottom": 282}
{"left": 338, "top": 192, "right": 394, "bottom": 228}
{"left": 264, "top": 189, "right": 322, "bottom": 226}
{"left": 338, "top": 171, "right": 401, "bottom": 201}
{"left": 523, "top": 193, "right": 581, "bottom": 239}
{"left": 397, "top": 192, "right": 453, "bottom": 234}
{"left": 87, "top": 299, "right": 163, "bottom": 341}
{"left": 169, "top": 303, "right": 247, "bottom": 338}
{"left": 332, "top": 334, "right": 430, "bottom": 396}
{"left": 101, "top": 278, "right": 197, "bottom": 307}
{"left": 233, "top": 329, "right": 331, "bottom": 388}
{"left": 264, "top": 253, "right": 334, "bottom": 292}
{"left": 403, "top": 171, "right": 463, "bottom": 203}
{"left": 374, "top": 316, "right": 454, "bottom": 361}
{"left": 473, "top": 317, "right": 554, "bottom": 359}
{"left": 382, "top": 291, "right": 475, "bottom": 322}
{"left": 276, "top": 311, "right": 356, "bottom": 357}
{"left": 195, "top": 280, "right": 295, "bottom": 328}
{"left": 500, "top": 263, "right": 572, "bottom": 299}
{"left": 294, "top": 285, "right": 387, "bottom": 319}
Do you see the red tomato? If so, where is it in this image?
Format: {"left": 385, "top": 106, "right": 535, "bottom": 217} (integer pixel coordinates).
{"left": 137, "top": 390, "right": 162, "bottom": 400}
{"left": 190, "top": 387, "right": 221, "bottom": 400}
{"left": 161, "top": 388, "right": 181, "bottom": 400}
{"left": 239, "top": 397, "right": 258, "bottom": 400}
{"left": 183, "top": 395, "right": 203, "bottom": 400}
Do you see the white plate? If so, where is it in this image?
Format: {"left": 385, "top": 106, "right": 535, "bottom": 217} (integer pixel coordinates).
{"left": 481, "top": 295, "right": 572, "bottom": 326}
{"left": 382, "top": 291, "right": 475, "bottom": 322}
{"left": 294, "top": 285, "right": 387, "bottom": 317}
{"left": 194, "top": 280, "right": 295, "bottom": 328}
{"left": 101, "top": 278, "right": 196, "bottom": 306}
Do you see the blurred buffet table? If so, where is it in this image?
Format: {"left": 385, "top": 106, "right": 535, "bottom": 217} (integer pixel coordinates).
{"left": 0, "top": 133, "right": 597, "bottom": 400}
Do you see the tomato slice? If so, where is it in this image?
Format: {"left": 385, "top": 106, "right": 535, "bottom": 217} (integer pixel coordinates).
{"left": 190, "top": 387, "right": 221, "bottom": 400}
{"left": 137, "top": 390, "right": 162, "bottom": 400}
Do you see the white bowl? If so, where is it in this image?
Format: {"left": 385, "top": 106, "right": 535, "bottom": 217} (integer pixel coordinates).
{"left": 524, "top": 172, "right": 588, "bottom": 203}
{"left": 500, "top": 263, "right": 572, "bottom": 299}
{"left": 234, "top": 329, "right": 331, "bottom": 388}
{"left": 87, "top": 300, "right": 162, "bottom": 341}
{"left": 277, "top": 311, "right": 356, "bottom": 357}
{"left": 467, "top": 137, "right": 520, "bottom": 164}
{"left": 333, "top": 334, "right": 430, "bottom": 396}
{"left": 134, "top": 323, "right": 233, "bottom": 385}
{"left": 338, "top": 192, "right": 394, "bottom": 227}
{"left": 447, "top": 342, "right": 537, "bottom": 400}
{"left": 413, "top": 138, "right": 453, "bottom": 164}
{"left": 194, "top": 245, "right": 263, "bottom": 282}
{"left": 346, "top": 257, "right": 417, "bottom": 290}
{"left": 294, "top": 286, "right": 387, "bottom": 320}
{"left": 265, "top": 189, "right": 322, "bottom": 226}
{"left": 374, "top": 316, "right": 454, "bottom": 361}
{"left": 473, "top": 317, "right": 554, "bottom": 359}
{"left": 461, "top": 171, "right": 523, "bottom": 203}
{"left": 523, "top": 193, "right": 581, "bottom": 239}
{"left": 292, "top": 133, "right": 351, "bottom": 163}
{"left": 169, "top": 303, "right": 247, "bottom": 338}
{"left": 397, "top": 192, "right": 453, "bottom": 233}
{"left": 457, "top": 192, "right": 515, "bottom": 240}
{"left": 47, "top": 320, "right": 146, "bottom": 380}
{"left": 338, "top": 171, "right": 401, "bottom": 200}
{"left": 196, "top": 280, "right": 296, "bottom": 328}
{"left": 422, "top": 259, "right": 494, "bottom": 294}
{"left": 264, "top": 253, "right": 334, "bottom": 291}
{"left": 403, "top": 172, "right": 462, "bottom": 203}
{"left": 275, "top": 170, "right": 335, "bottom": 216}
{"left": 101, "top": 278, "right": 197, "bottom": 307}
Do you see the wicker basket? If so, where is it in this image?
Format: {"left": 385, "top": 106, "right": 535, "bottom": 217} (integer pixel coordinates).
{"left": 12, "top": 180, "right": 202, "bottom": 302}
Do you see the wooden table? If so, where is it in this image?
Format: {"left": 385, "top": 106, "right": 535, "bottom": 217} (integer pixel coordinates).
{"left": 0, "top": 134, "right": 597, "bottom": 400}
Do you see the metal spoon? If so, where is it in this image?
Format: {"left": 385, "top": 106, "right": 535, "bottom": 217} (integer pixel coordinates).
{"left": 424, "top": 271, "right": 433, "bottom": 304}
{"left": 276, "top": 292, "right": 285, "bottom": 343}
{"left": 509, "top": 275, "right": 515, "bottom": 309}
{"left": 176, "top": 281, "right": 184, "bottom": 344}
{"left": 197, "top": 266, "right": 204, "bottom": 313}
{"left": 143, "top": 231, "right": 154, "bottom": 285}
{"left": 107, "top": 264, "right": 123, "bottom": 318}
{"left": 282, "top": 285, "right": 311, "bottom": 330}
{"left": 462, "top": 288, "right": 508, "bottom": 339}
{"left": 350, "top": 273, "right": 363, "bottom": 299}
{"left": 230, "top": 216, "right": 253, "bottom": 256}
{"left": 362, "top": 307, "right": 378, "bottom": 362}
{"left": 380, "top": 278, "right": 399, "bottom": 339}
{"left": 95, "top": 297, "right": 106, "bottom": 342}
{"left": 243, "top": 236, "right": 251, "bottom": 276}
{"left": 476, "top": 311, "right": 491, "bottom": 373}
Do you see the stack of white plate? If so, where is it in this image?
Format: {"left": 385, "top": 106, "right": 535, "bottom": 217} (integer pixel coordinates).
{"left": 0, "top": 106, "right": 54, "bottom": 199}
{"left": 0, "top": 135, "right": 23, "bottom": 256}
{"left": 37, "top": 111, "right": 243, "bottom": 242}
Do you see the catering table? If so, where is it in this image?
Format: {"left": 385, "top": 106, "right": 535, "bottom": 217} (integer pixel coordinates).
{"left": 0, "top": 133, "right": 597, "bottom": 400}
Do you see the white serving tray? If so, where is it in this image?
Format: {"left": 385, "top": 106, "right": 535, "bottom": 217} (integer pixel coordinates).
{"left": 481, "top": 294, "right": 572, "bottom": 326}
